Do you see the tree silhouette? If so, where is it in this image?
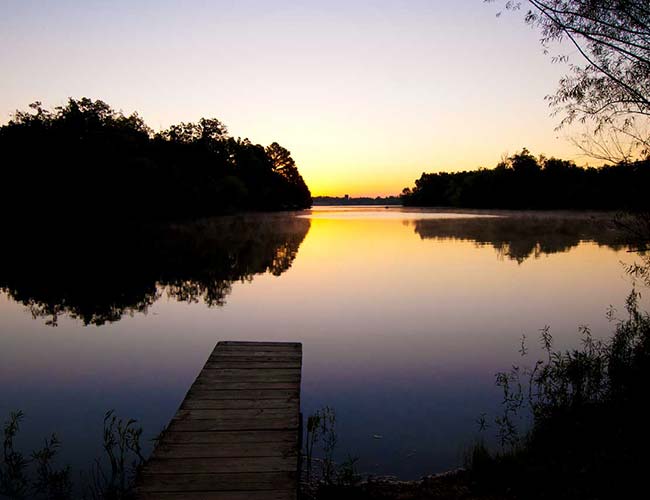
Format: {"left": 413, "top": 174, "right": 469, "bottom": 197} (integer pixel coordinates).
{"left": 401, "top": 148, "right": 650, "bottom": 210}
{"left": 488, "top": 0, "right": 650, "bottom": 161}
{"left": 265, "top": 142, "right": 312, "bottom": 207}
{"left": 0, "top": 98, "right": 312, "bottom": 224}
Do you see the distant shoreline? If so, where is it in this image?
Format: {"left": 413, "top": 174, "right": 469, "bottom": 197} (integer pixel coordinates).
{"left": 312, "top": 196, "right": 401, "bottom": 206}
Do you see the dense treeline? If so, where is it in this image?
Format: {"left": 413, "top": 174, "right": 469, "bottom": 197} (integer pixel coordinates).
{"left": 0, "top": 98, "right": 311, "bottom": 222}
{"left": 467, "top": 287, "right": 650, "bottom": 499}
{"left": 401, "top": 149, "right": 650, "bottom": 210}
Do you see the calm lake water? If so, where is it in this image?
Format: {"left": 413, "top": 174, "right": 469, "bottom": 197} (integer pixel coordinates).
{"left": 0, "top": 206, "right": 644, "bottom": 479}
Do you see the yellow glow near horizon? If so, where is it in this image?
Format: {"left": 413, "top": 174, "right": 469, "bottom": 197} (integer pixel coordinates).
{"left": 282, "top": 127, "right": 584, "bottom": 197}
{"left": 215, "top": 77, "right": 590, "bottom": 197}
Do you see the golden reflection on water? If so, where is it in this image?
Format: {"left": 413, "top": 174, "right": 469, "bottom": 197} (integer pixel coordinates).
{"left": 256, "top": 214, "right": 634, "bottom": 374}
{"left": 0, "top": 207, "right": 643, "bottom": 477}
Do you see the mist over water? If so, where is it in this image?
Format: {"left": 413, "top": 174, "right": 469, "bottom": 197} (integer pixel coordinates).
{"left": 0, "top": 207, "right": 641, "bottom": 478}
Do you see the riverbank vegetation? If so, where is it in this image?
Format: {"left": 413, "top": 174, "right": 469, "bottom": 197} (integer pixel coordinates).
{"left": 1, "top": 410, "right": 144, "bottom": 500}
{"left": 465, "top": 285, "right": 650, "bottom": 499}
{"left": 302, "top": 287, "right": 650, "bottom": 500}
{"left": 401, "top": 150, "right": 650, "bottom": 210}
{"left": 0, "top": 98, "right": 311, "bottom": 223}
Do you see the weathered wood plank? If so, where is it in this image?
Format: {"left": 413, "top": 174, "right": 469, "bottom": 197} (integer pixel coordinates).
{"left": 143, "top": 456, "right": 297, "bottom": 474}
{"left": 200, "top": 368, "right": 301, "bottom": 377}
{"left": 152, "top": 441, "right": 298, "bottom": 459}
{"left": 137, "top": 471, "right": 297, "bottom": 492}
{"left": 221, "top": 341, "right": 299, "bottom": 345}
{"left": 161, "top": 430, "right": 298, "bottom": 445}
{"left": 218, "top": 344, "right": 300, "bottom": 350}
{"left": 202, "top": 368, "right": 301, "bottom": 375}
{"left": 169, "top": 416, "right": 299, "bottom": 432}
{"left": 204, "top": 361, "right": 302, "bottom": 369}
{"left": 186, "top": 388, "right": 299, "bottom": 400}
{"left": 191, "top": 381, "right": 299, "bottom": 390}
{"left": 138, "top": 491, "right": 295, "bottom": 500}
{"left": 176, "top": 408, "right": 297, "bottom": 420}
{"left": 210, "top": 349, "right": 301, "bottom": 361}
{"left": 180, "top": 398, "right": 299, "bottom": 410}
{"left": 209, "top": 350, "right": 300, "bottom": 355}
{"left": 195, "top": 372, "right": 300, "bottom": 383}
{"left": 195, "top": 375, "right": 301, "bottom": 384}
{"left": 218, "top": 342, "right": 301, "bottom": 350}
{"left": 136, "top": 341, "right": 302, "bottom": 500}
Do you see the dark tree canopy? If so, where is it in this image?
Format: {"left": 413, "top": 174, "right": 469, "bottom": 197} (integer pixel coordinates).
{"left": 0, "top": 98, "right": 312, "bottom": 224}
{"left": 401, "top": 148, "right": 650, "bottom": 210}
{"left": 488, "top": 1, "right": 650, "bottom": 161}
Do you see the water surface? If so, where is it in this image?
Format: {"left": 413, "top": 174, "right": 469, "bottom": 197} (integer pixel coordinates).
{"left": 0, "top": 207, "right": 641, "bottom": 479}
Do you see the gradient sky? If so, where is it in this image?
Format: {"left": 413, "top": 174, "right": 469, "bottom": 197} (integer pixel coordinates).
{"left": 0, "top": 0, "right": 587, "bottom": 196}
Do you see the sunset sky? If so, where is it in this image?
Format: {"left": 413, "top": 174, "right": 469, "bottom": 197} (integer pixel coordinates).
{"left": 0, "top": 0, "right": 587, "bottom": 196}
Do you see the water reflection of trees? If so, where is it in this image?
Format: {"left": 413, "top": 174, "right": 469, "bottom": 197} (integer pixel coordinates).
{"left": 411, "top": 214, "right": 626, "bottom": 263}
{"left": 0, "top": 215, "right": 310, "bottom": 326}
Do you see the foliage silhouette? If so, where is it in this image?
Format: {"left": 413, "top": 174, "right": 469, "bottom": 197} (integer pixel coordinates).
{"left": 487, "top": 1, "right": 650, "bottom": 162}
{"left": 467, "top": 289, "right": 650, "bottom": 499}
{"left": 1, "top": 411, "right": 29, "bottom": 498}
{"left": 0, "top": 98, "right": 311, "bottom": 224}
{"left": 302, "top": 407, "right": 362, "bottom": 499}
{"left": 401, "top": 148, "right": 650, "bottom": 210}
{"left": 0, "top": 215, "right": 310, "bottom": 326}
{"left": 1, "top": 410, "right": 144, "bottom": 500}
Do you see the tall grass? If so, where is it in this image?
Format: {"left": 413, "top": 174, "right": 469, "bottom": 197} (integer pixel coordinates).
{"left": 0, "top": 410, "right": 145, "bottom": 500}
{"left": 467, "top": 287, "right": 650, "bottom": 499}
{"left": 302, "top": 406, "right": 361, "bottom": 499}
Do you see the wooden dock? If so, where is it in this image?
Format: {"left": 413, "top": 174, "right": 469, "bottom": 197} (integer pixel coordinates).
{"left": 136, "top": 341, "right": 303, "bottom": 500}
